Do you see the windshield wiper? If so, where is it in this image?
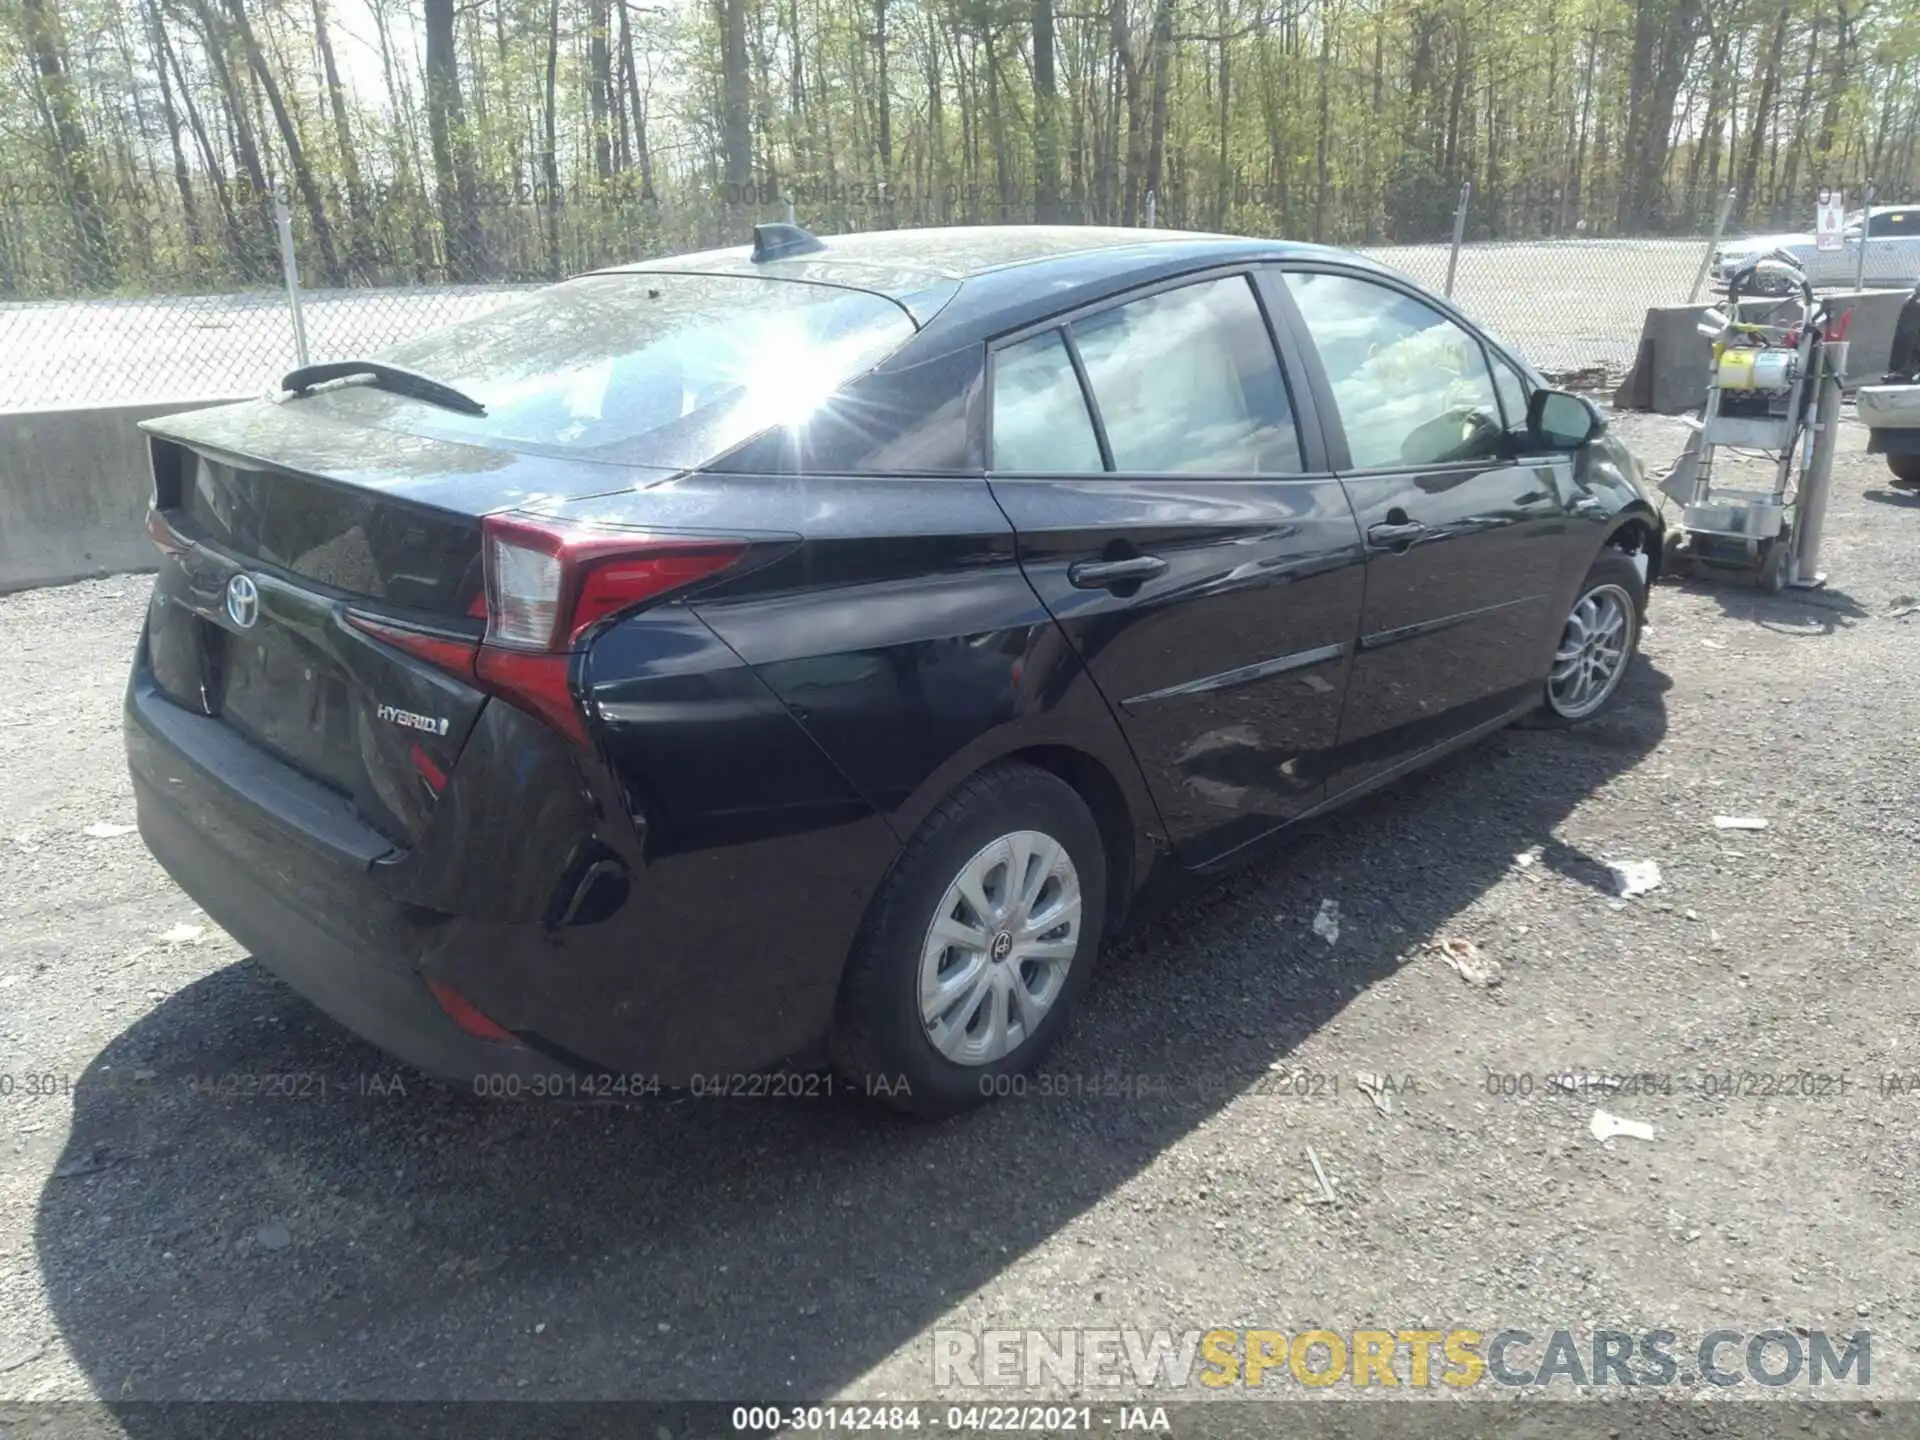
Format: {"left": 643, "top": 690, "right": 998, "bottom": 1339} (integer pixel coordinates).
{"left": 280, "top": 360, "right": 487, "bottom": 417}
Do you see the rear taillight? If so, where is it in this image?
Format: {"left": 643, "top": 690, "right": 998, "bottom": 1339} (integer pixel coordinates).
{"left": 345, "top": 612, "right": 482, "bottom": 678}
{"left": 349, "top": 517, "right": 747, "bottom": 751}
{"left": 472, "top": 646, "right": 584, "bottom": 746}
{"left": 480, "top": 515, "right": 746, "bottom": 652}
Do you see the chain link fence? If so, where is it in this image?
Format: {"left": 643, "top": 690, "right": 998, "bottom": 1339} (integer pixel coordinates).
{"left": 0, "top": 184, "right": 1729, "bottom": 410}
{"left": 1360, "top": 236, "right": 1719, "bottom": 381}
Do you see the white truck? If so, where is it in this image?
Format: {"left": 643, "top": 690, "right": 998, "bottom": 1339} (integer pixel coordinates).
{"left": 1859, "top": 283, "right": 1920, "bottom": 489}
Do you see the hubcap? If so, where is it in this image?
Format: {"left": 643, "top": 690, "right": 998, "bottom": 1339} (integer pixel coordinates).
{"left": 1548, "top": 582, "right": 1634, "bottom": 719}
{"left": 918, "top": 830, "right": 1082, "bottom": 1066}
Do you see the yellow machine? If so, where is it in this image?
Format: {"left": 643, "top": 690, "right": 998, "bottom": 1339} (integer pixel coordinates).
{"left": 1658, "top": 258, "right": 1846, "bottom": 591}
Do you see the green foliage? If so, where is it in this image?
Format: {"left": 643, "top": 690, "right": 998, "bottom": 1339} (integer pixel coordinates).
{"left": 0, "top": 0, "right": 1916, "bottom": 295}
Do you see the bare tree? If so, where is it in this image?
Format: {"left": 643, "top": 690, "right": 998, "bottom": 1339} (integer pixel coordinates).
{"left": 220, "top": 0, "right": 342, "bottom": 281}
{"left": 19, "top": 0, "right": 116, "bottom": 286}
{"left": 425, "top": 0, "right": 484, "bottom": 277}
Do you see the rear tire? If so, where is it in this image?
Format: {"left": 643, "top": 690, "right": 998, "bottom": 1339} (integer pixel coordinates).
{"left": 1531, "top": 550, "right": 1644, "bottom": 728}
{"left": 1889, "top": 454, "right": 1920, "bottom": 489}
{"left": 832, "top": 764, "right": 1107, "bottom": 1115}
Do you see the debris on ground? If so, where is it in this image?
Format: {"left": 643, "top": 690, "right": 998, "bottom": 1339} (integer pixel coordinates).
{"left": 83, "top": 822, "right": 135, "bottom": 838}
{"left": 1310, "top": 898, "right": 1341, "bottom": 946}
{"left": 1712, "top": 816, "right": 1769, "bottom": 830}
{"left": 52, "top": 1145, "right": 116, "bottom": 1180}
{"left": 1304, "top": 1147, "right": 1338, "bottom": 1205}
{"left": 1354, "top": 1071, "right": 1394, "bottom": 1117}
{"left": 1433, "top": 936, "right": 1501, "bottom": 987}
{"left": 1699, "top": 637, "right": 1728, "bottom": 649}
{"left": 155, "top": 923, "right": 205, "bottom": 947}
{"left": 1541, "top": 364, "right": 1611, "bottom": 392}
{"left": 1513, "top": 845, "right": 1542, "bottom": 869}
{"left": 1589, "top": 1109, "right": 1656, "bottom": 1144}
{"left": 255, "top": 1221, "right": 292, "bottom": 1252}
{"left": 0, "top": 1342, "right": 47, "bottom": 1374}
{"left": 1606, "top": 859, "right": 1663, "bottom": 897}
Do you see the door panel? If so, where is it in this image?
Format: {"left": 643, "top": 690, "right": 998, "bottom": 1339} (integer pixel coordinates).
{"left": 992, "top": 476, "right": 1365, "bottom": 866}
{"left": 1274, "top": 267, "right": 1574, "bottom": 793}
{"left": 1333, "top": 461, "right": 1569, "bottom": 788}
{"left": 986, "top": 270, "right": 1367, "bottom": 868}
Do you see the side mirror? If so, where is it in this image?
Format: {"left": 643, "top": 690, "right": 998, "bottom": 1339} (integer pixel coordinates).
{"left": 1528, "top": 388, "right": 1604, "bottom": 450}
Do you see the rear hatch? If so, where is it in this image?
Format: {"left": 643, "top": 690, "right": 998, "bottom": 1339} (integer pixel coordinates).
{"left": 141, "top": 417, "right": 559, "bottom": 848}
{"left": 136, "top": 270, "right": 919, "bottom": 848}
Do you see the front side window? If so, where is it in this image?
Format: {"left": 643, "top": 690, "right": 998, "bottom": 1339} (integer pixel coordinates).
{"left": 1284, "top": 271, "right": 1505, "bottom": 470}
{"left": 990, "top": 329, "right": 1104, "bottom": 473}
{"left": 1069, "top": 276, "right": 1303, "bottom": 475}
{"left": 1489, "top": 350, "right": 1534, "bottom": 434}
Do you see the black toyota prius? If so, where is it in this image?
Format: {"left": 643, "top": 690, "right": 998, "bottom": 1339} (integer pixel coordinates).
{"left": 126, "top": 224, "right": 1662, "bottom": 1113}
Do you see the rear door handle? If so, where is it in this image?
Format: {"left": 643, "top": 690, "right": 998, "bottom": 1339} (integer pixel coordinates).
{"left": 1068, "top": 555, "right": 1168, "bottom": 589}
{"left": 1366, "top": 521, "right": 1428, "bottom": 549}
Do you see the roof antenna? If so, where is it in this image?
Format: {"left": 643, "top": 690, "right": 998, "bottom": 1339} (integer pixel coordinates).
{"left": 751, "top": 222, "right": 826, "bottom": 262}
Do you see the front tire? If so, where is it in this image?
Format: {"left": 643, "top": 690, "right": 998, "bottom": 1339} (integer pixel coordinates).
{"left": 1889, "top": 454, "right": 1920, "bottom": 489}
{"left": 1534, "top": 550, "right": 1644, "bottom": 726}
{"left": 832, "top": 763, "right": 1107, "bottom": 1115}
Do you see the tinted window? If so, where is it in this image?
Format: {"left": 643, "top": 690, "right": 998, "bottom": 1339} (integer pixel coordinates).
{"left": 990, "top": 329, "right": 1104, "bottom": 473}
{"left": 305, "top": 273, "right": 915, "bottom": 464}
{"left": 1285, "top": 272, "right": 1504, "bottom": 469}
{"left": 1070, "top": 276, "right": 1302, "bottom": 474}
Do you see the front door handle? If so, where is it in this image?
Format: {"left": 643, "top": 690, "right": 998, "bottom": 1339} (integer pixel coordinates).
{"left": 1366, "top": 520, "right": 1428, "bottom": 549}
{"left": 1068, "top": 555, "right": 1168, "bottom": 589}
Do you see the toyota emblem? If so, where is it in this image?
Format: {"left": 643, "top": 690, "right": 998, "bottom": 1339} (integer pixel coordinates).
{"left": 225, "top": 573, "right": 260, "bottom": 629}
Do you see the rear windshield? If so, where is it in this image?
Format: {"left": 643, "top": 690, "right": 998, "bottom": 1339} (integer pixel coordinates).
{"left": 307, "top": 273, "right": 916, "bottom": 465}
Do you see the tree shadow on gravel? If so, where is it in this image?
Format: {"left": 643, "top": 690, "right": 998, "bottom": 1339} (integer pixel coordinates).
{"left": 38, "top": 661, "right": 1669, "bottom": 1418}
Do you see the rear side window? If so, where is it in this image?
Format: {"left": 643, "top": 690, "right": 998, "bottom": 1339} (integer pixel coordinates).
{"left": 307, "top": 273, "right": 915, "bottom": 464}
{"left": 990, "top": 330, "right": 1104, "bottom": 473}
{"left": 1070, "top": 276, "right": 1302, "bottom": 474}
{"left": 1284, "top": 271, "right": 1503, "bottom": 469}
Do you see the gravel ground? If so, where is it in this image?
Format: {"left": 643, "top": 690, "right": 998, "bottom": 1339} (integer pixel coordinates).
{"left": 0, "top": 238, "right": 1713, "bottom": 408}
{"left": 1, "top": 415, "right": 1916, "bottom": 1434}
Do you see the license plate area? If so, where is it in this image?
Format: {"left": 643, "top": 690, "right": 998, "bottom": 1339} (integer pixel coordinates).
{"left": 216, "top": 619, "right": 358, "bottom": 795}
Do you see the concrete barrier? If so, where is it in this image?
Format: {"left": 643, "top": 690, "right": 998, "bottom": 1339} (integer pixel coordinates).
{"left": 1613, "top": 289, "right": 1913, "bottom": 415}
{"left": 0, "top": 397, "right": 244, "bottom": 594}
{"left": 1611, "top": 303, "right": 1722, "bottom": 413}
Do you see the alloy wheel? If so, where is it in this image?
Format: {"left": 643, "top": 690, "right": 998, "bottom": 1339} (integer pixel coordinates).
{"left": 1548, "top": 581, "right": 1634, "bottom": 719}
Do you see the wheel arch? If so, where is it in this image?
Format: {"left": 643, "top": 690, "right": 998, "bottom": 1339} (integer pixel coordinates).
{"left": 1600, "top": 504, "right": 1664, "bottom": 596}
{"left": 1003, "top": 743, "right": 1140, "bottom": 935}
{"left": 887, "top": 724, "right": 1160, "bottom": 937}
